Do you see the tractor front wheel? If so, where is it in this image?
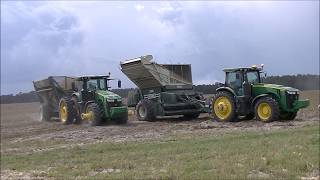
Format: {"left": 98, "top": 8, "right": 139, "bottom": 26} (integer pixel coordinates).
{"left": 254, "top": 97, "right": 279, "bottom": 122}
{"left": 211, "top": 91, "right": 236, "bottom": 122}
{"left": 136, "top": 99, "right": 156, "bottom": 122}
{"left": 59, "top": 97, "right": 75, "bottom": 125}
{"left": 84, "top": 103, "right": 103, "bottom": 126}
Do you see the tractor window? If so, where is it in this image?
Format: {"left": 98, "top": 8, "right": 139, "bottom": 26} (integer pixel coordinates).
{"left": 98, "top": 79, "right": 106, "bottom": 90}
{"left": 247, "top": 71, "right": 260, "bottom": 84}
{"left": 226, "top": 71, "right": 243, "bottom": 96}
{"left": 87, "top": 80, "right": 98, "bottom": 91}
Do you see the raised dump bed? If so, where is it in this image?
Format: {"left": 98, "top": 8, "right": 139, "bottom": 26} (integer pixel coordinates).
{"left": 33, "top": 76, "right": 77, "bottom": 119}
{"left": 120, "top": 55, "right": 192, "bottom": 89}
{"left": 120, "top": 55, "right": 207, "bottom": 121}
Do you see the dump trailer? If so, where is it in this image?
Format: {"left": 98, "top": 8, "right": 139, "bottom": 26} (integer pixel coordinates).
{"left": 120, "top": 55, "right": 207, "bottom": 121}
{"left": 33, "top": 75, "right": 128, "bottom": 125}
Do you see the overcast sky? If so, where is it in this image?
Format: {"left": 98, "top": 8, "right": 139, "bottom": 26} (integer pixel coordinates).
{"left": 1, "top": 1, "right": 319, "bottom": 95}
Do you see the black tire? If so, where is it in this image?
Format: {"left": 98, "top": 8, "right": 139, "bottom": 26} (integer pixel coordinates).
{"left": 254, "top": 97, "right": 280, "bottom": 122}
{"left": 59, "top": 97, "right": 75, "bottom": 125}
{"left": 72, "top": 96, "right": 82, "bottom": 124}
{"left": 211, "top": 91, "right": 237, "bottom": 122}
{"left": 40, "top": 104, "right": 51, "bottom": 121}
{"left": 183, "top": 113, "right": 200, "bottom": 120}
{"left": 280, "top": 111, "right": 297, "bottom": 120}
{"left": 85, "top": 103, "right": 103, "bottom": 126}
{"left": 135, "top": 99, "right": 156, "bottom": 121}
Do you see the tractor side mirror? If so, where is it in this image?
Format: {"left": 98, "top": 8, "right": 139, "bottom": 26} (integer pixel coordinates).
{"left": 118, "top": 80, "right": 122, "bottom": 88}
{"left": 72, "top": 82, "right": 78, "bottom": 91}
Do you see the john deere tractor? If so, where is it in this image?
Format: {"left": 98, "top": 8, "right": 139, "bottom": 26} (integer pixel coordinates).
{"left": 211, "top": 65, "right": 310, "bottom": 122}
{"left": 33, "top": 75, "right": 128, "bottom": 126}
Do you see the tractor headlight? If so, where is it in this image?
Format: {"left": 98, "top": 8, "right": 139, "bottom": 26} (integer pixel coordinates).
{"left": 107, "top": 98, "right": 115, "bottom": 102}
{"left": 287, "top": 91, "right": 298, "bottom": 95}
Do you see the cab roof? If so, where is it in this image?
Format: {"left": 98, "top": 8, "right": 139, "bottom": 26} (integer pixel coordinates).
{"left": 77, "top": 75, "right": 111, "bottom": 80}
{"left": 223, "top": 66, "right": 262, "bottom": 72}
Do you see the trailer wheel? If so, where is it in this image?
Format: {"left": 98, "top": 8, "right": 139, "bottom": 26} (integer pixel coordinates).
{"left": 85, "top": 103, "right": 103, "bottom": 126}
{"left": 136, "top": 99, "right": 156, "bottom": 121}
{"left": 211, "top": 91, "right": 237, "bottom": 122}
{"left": 59, "top": 97, "right": 75, "bottom": 125}
{"left": 255, "top": 97, "right": 279, "bottom": 122}
{"left": 40, "top": 104, "right": 51, "bottom": 121}
{"left": 280, "top": 111, "right": 297, "bottom": 120}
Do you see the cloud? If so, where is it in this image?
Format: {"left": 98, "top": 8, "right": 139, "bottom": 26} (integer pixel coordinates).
{"left": 1, "top": 1, "right": 319, "bottom": 94}
{"left": 134, "top": 4, "right": 144, "bottom": 12}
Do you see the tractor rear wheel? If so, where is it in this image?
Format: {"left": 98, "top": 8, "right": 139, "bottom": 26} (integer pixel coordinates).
{"left": 85, "top": 103, "right": 103, "bottom": 126}
{"left": 254, "top": 97, "right": 279, "bottom": 122}
{"left": 280, "top": 112, "right": 297, "bottom": 120}
{"left": 211, "top": 91, "right": 237, "bottom": 122}
{"left": 59, "top": 97, "right": 75, "bottom": 125}
{"left": 40, "top": 104, "right": 51, "bottom": 121}
{"left": 72, "top": 96, "right": 82, "bottom": 124}
{"left": 136, "top": 99, "right": 156, "bottom": 121}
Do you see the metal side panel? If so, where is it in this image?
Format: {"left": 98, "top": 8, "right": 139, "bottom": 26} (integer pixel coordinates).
{"left": 121, "top": 55, "right": 193, "bottom": 89}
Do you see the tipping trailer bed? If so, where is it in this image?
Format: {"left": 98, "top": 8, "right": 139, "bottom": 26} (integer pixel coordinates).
{"left": 120, "top": 55, "right": 193, "bottom": 89}
{"left": 33, "top": 76, "right": 76, "bottom": 115}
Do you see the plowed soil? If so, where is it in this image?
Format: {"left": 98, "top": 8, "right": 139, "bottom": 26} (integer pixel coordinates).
{"left": 1, "top": 94, "right": 319, "bottom": 155}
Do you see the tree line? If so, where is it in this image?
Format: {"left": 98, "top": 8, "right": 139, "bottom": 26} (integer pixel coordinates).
{"left": 1, "top": 74, "right": 319, "bottom": 104}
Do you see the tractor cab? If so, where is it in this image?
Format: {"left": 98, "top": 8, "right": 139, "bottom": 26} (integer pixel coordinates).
{"left": 223, "top": 65, "right": 263, "bottom": 97}
{"left": 73, "top": 75, "right": 122, "bottom": 102}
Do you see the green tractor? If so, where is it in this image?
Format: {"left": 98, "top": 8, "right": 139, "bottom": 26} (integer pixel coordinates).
{"left": 33, "top": 75, "right": 128, "bottom": 126}
{"left": 211, "top": 65, "right": 310, "bottom": 122}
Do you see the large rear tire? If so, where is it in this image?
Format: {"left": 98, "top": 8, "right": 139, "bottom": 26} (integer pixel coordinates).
{"left": 85, "top": 103, "right": 103, "bottom": 126}
{"left": 211, "top": 91, "right": 237, "bottom": 122}
{"left": 254, "top": 97, "right": 279, "bottom": 122}
{"left": 136, "top": 99, "right": 156, "bottom": 122}
{"left": 59, "top": 97, "right": 75, "bottom": 125}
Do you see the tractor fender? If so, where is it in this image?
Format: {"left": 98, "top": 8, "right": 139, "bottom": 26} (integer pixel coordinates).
{"left": 83, "top": 101, "right": 95, "bottom": 111}
{"left": 251, "top": 94, "right": 269, "bottom": 109}
{"left": 216, "top": 87, "right": 237, "bottom": 97}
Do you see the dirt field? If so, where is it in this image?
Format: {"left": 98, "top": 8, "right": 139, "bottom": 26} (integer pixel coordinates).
{"left": 1, "top": 91, "right": 319, "bottom": 179}
{"left": 1, "top": 91, "right": 319, "bottom": 153}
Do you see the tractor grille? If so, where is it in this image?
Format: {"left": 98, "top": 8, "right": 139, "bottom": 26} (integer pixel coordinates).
{"left": 286, "top": 93, "right": 299, "bottom": 109}
{"left": 108, "top": 100, "right": 122, "bottom": 107}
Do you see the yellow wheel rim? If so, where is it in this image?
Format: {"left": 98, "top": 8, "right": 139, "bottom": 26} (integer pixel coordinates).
{"left": 85, "top": 107, "right": 94, "bottom": 121}
{"left": 59, "top": 101, "right": 67, "bottom": 123}
{"left": 213, "top": 97, "right": 232, "bottom": 121}
{"left": 257, "top": 103, "right": 272, "bottom": 121}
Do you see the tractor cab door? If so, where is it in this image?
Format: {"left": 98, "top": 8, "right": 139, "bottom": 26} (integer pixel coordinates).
{"left": 226, "top": 71, "right": 244, "bottom": 96}
{"left": 244, "top": 70, "right": 260, "bottom": 96}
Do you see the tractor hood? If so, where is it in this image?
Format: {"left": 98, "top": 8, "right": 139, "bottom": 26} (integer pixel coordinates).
{"left": 96, "top": 90, "right": 122, "bottom": 102}
{"left": 253, "top": 84, "right": 299, "bottom": 92}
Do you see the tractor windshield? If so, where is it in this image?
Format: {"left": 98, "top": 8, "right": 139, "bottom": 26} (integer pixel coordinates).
{"left": 246, "top": 71, "right": 260, "bottom": 84}
{"left": 87, "top": 79, "right": 107, "bottom": 91}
